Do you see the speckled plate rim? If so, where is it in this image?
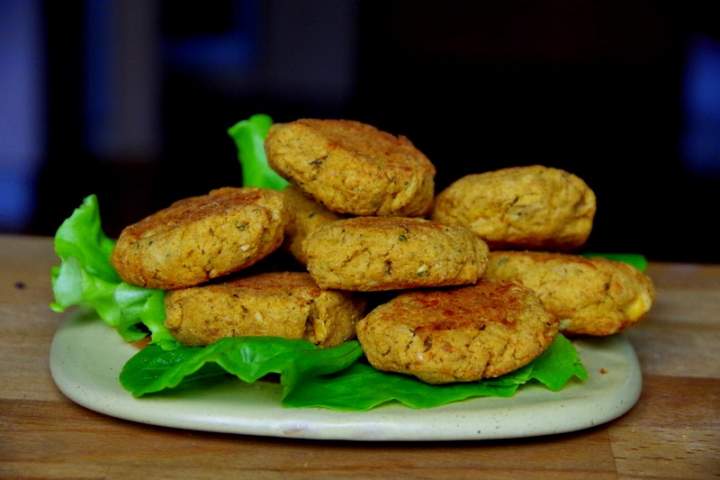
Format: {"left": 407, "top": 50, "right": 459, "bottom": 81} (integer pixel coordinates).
{"left": 50, "top": 311, "right": 642, "bottom": 441}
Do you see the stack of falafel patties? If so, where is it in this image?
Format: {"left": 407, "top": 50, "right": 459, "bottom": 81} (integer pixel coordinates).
{"left": 111, "top": 119, "right": 655, "bottom": 385}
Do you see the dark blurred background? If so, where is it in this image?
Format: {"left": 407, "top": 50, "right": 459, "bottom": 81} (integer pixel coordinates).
{"left": 1, "top": 1, "right": 719, "bottom": 262}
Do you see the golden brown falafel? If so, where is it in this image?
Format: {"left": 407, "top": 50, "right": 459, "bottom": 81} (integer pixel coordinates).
{"left": 433, "top": 165, "right": 596, "bottom": 249}
{"left": 265, "top": 119, "right": 435, "bottom": 216}
{"left": 485, "top": 251, "right": 655, "bottom": 336}
{"left": 356, "top": 281, "right": 558, "bottom": 384}
{"left": 304, "top": 217, "right": 489, "bottom": 291}
{"left": 111, "top": 187, "right": 287, "bottom": 289}
{"left": 282, "top": 185, "right": 339, "bottom": 264}
{"left": 165, "top": 272, "right": 366, "bottom": 347}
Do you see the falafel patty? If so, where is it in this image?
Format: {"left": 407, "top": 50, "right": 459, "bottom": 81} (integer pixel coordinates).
{"left": 356, "top": 281, "right": 558, "bottom": 384}
{"left": 265, "top": 119, "right": 435, "bottom": 216}
{"left": 304, "top": 217, "right": 489, "bottom": 291}
{"left": 282, "top": 185, "right": 339, "bottom": 264}
{"left": 432, "top": 165, "right": 596, "bottom": 250}
{"left": 485, "top": 251, "right": 655, "bottom": 336}
{"left": 165, "top": 272, "right": 366, "bottom": 347}
{"left": 112, "top": 187, "right": 287, "bottom": 289}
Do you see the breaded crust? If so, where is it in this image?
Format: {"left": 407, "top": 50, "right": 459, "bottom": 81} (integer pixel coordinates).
{"left": 433, "top": 166, "right": 596, "bottom": 249}
{"left": 304, "top": 217, "right": 489, "bottom": 291}
{"left": 165, "top": 272, "right": 366, "bottom": 347}
{"left": 266, "top": 119, "right": 435, "bottom": 216}
{"left": 111, "top": 187, "right": 288, "bottom": 289}
{"left": 485, "top": 251, "right": 655, "bottom": 336}
{"left": 356, "top": 281, "right": 558, "bottom": 384}
{"left": 282, "top": 185, "right": 339, "bottom": 264}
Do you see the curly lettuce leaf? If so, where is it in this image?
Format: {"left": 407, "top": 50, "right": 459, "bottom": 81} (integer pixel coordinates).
{"left": 228, "top": 114, "right": 289, "bottom": 190}
{"left": 582, "top": 253, "right": 648, "bottom": 272}
{"left": 120, "top": 334, "right": 587, "bottom": 410}
{"left": 51, "top": 195, "right": 177, "bottom": 349}
{"left": 120, "top": 337, "right": 363, "bottom": 397}
{"left": 53, "top": 194, "right": 119, "bottom": 283}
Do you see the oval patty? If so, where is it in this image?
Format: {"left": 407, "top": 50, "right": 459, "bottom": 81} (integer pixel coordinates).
{"left": 433, "top": 165, "right": 596, "bottom": 250}
{"left": 304, "top": 217, "right": 489, "bottom": 291}
{"left": 356, "top": 281, "right": 558, "bottom": 384}
{"left": 485, "top": 251, "right": 655, "bottom": 336}
{"left": 266, "top": 119, "right": 435, "bottom": 216}
{"left": 165, "top": 272, "right": 366, "bottom": 347}
{"left": 112, "top": 187, "right": 287, "bottom": 289}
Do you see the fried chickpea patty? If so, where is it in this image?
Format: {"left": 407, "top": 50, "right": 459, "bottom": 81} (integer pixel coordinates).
{"left": 282, "top": 185, "right": 339, "bottom": 264}
{"left": 265, "top": 119, "right": 435, "bottom": 216}
{"left": 165, "top": 272, "right": 366, "bottom": 347}
{"left": 433, "top": 165, "right": 596, "bottom": 249}
{"left": 112, "top": 187, "right": 287, "bottom": 289}
{"left": 304, "top": 217, "right": 489, "bottom": 291}
{"left": 485, "top": 251, "right": 655, "bottom": 336}
{"left": 356, "top": 281, "right": 558, "bottom": 384}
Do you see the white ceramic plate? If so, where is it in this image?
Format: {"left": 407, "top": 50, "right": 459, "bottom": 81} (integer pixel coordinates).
{"left": 50, "top": 312, "right": 642, "bottom": 441}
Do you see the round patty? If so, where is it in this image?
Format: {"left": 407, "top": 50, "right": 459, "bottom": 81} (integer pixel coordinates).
{"left": 356, "top": 281, "right": 558, "bottom": 384}
{"left": 485, "top": 251, "right": 655, "bottom": 336}
{"left": 165, "top": 272, "right": 366, "bottom": 347}
{"left": 112, "top": 187, "right": 287, "bottom": 289}
{"left": 433, "top": 165, "right": 596, "bottom": 249}
{"left": 265, "top": 119, "right": 435, "bottom": 216}
{"left": 282, "top": 185, "right": 339, "bottom": 265}
{"left": 304, "top": 217, "right": 489, "bottom": 291}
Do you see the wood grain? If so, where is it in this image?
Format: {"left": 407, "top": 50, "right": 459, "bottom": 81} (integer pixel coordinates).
{"left": 0, "top": 235, "right": 718, "bottom": 479}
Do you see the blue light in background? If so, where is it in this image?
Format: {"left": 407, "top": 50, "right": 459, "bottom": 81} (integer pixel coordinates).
{"left": 683, "top": 36, "right": 720, "bottom": 176}
{"left": 0, "top": 0, "right": 43, "bottom": 231}
{"left": 84, "top": 0, "right": 113, "bottom": 155}
{"left": 163, "top": 0, "right": 260, "bottom": 73}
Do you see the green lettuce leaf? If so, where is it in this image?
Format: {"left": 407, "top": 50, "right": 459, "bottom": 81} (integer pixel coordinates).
{"left": 51, "top": 195, "right": 178, "bottom": 349}
{"left": 120, "top": 334, "right": 587, "bottom": 410}
{"left": 228, "top": 114, "right": 289, "bottom": 190}
{"left": 120, "top": 337, "right": 363, "bottom": 397}
{"left": 285, "top": 334, "right": 587, "bottom": 410}
{"left": 582, "top": 252, "right": 648, "bottom": 272}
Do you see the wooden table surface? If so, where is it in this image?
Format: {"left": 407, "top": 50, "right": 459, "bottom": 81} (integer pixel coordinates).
{"left": 1, "top": 235, "right": 718, "bottom": 479}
